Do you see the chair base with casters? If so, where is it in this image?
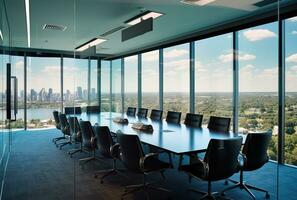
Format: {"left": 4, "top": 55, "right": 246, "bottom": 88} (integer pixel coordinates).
{"left": 188, "top": 180, "right": 232, "bottom": 200}
{"left": 222, "top": 170, "right": 270, "bottom": 200}
{"left": 94, "top": 158, "right": 127, "bottom": 184}
{"left": 79, "top": 150, "right": 101, "bottom": 166}
{"left": 56, "top": 140, "right": 72, "bottom": 149}
{"left": 121, "top": 173, "right": 170, "bottom": 200}
{"left": 67, "top": 143, "right": 83, "bottom": 157}
{"left": 52, "top": 136, "right": 66, "bottom": 144}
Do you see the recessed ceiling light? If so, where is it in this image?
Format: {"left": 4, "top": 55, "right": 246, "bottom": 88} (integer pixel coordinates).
{"left": 25, "top": 0, "right": 31, "bottom": 47}
{"left": 125, "top": 11, "right": 163, "bottom": 26}
{"left": 180, "top": 0, "right": 216, "bottom": 6}
{"left": 43, "top": 24, "right": 67, "bottom": 31}
{"left": 76, "top": 38, "right": 107, "bottom": 52}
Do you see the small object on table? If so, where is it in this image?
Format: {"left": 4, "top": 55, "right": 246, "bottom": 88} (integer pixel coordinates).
{"left": 132, "top": 122, "right": 154, "bottom": 133}
{"left": 113, "top": 117, "right": 129, "bottom": 124}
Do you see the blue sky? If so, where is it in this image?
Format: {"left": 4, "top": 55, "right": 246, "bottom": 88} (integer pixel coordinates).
{"left": 4, "top": 16, "right": 297, "bottom": 94}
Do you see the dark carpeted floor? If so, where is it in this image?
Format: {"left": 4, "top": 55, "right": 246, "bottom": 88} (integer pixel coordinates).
{"left": 2, "top": 129, "right": 296, "bottom": 200}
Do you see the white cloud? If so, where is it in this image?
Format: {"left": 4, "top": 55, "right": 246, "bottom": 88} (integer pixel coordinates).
{"left": 243, "top": 29, "right": 276, "bottom": 42}
{"left": 286, "top": 53, "right": 297, "bottom": 63}
{"left": 219, "top": 53, "right": 256, "bottom": 62}
{"left": 15, "top": 61, "right": 24, "bottom": 69}
{"left": 42, "top": 65, "right": 60, "bottom": 73}
{"left": 142, "top": 51, "right": 159, "bottom": 62}
{"left": 164, "top": 49, "right": 188, "bottom": 59}
{"left": 292, "top": 31, "right": 297, "bottom": 35}
{"left": 288, "top": 16, "right": 297, "bottom": 22}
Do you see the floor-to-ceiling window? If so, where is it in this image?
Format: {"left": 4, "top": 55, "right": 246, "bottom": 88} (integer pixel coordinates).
{"left": 90, "top": 60, "right": 98, "bottom": 106}
{"left": 111, "top": 59, "right": 122, "bottom": 112}
{"left": 124, "top": 55, "right": 138, "bottom": 111}
{"left": 238, "top": 22, "right": 278, "bottom": 160}
{"left": 285, "top": 16, "right": 297, "bottom": 166}
{"left": 101, "top": 60, "right": 111, "bottom": 112}
{"left": 27, "top": 57, "right": 61, "bottom": 128}
{"left": 63, "top": 58, "right": 88, "bottom": 109}
{"left": 195, "top": 33, "right": 233, "bottom": 126}
{"left": 142, "top": 50, "right": 159, "bottom": 113}
{"left": 164, "top": 43, "right": 190, "bottom": 119}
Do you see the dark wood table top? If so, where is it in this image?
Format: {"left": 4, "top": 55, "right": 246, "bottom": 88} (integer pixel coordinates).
{"left": 73, "top": 112, "right": 243, "bottom": 155}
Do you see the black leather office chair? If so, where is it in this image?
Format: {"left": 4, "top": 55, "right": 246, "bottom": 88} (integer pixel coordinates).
{"left": 137, "top": 108, "right": 148, "bottom": 118}
{"left": 67, "top": 117, "right": 83, "bottom": 157}
{"left": 184, "top": 113, "right": 203, "bottom": 128}
{"left": 93, "top": 126, "right": 121, "bottom": 183}
{"left": 222, "top": 132, "right": 272, "bottom": 199}
{"left": 207, "top": 116, "right": 231, "bottom": 132}
{"left": 64, "top": 107, "right": 75, "bottom": 115}
{"left": 56, "top": 113, "right": 72, "bottom": 149}
{"left": 179, "top": 137, "right": 243, "bottom": 200}
{"left": 126, "top": 107, "right": 136, "bottom": 116}
{"left": 86, "top": 105, "right": 100, "bottom": 114}
{"left": 150, "top": 109, "right": 163, "bottom": 121}
{"left": 118, "top": 133, "right": 172, "bottom": 199}
{"left": 166, "top": 111, "right": 182, "bottom": 124}
{"left": 52, "top": 111, "right": 66, "bottom": 144}
{"left": 74, "top": 107, "right": 82, "bottom": 114}
{"left": 79, "top": 120, "right": 98, "bottom": 165}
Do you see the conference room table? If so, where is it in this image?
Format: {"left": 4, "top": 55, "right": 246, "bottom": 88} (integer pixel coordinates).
{"left": 74, "top": 112, "right": 243, "bottom": 163}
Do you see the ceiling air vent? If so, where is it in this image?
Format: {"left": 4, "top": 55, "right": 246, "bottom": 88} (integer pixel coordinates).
{"left": 100, "top": 26, "right": 126, "bottom": 37}
{"left": 43, "top": 24, "right": 67, "bottom": 31}
{"left": 254, "top": 0, "right": 277, "bottom": 7}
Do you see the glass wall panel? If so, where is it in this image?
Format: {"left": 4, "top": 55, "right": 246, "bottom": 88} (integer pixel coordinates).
{"left": 124, "top": 55, "right": 138, "bottom": 111}
{"left": 90, "top": 60, "right": 98, "bottom": 106}
{"left": 164, "top": 43, "right": 189, "bottom": 119}
{"left": 238, "top": 22, "right": 278, "bottom": 160}
{"left": 27, "top": 57, "right": 61, "bottom": 129}
{"left": 101, "top": 60, "right": 111, "bottom": 112}
{"left": 285, "top": 16, "right": 297, "bottom": 166}
{"left": 142, "top": 50, "right": 159, "bottom": 113}
{"left": 63, "top": 58, "right": 88, "bottom": 109}
{"left": 111, "top": 59, "right": 122, "bottom": 113}
{"left": 195, "top": 33, "right": 233, "bottom": 126}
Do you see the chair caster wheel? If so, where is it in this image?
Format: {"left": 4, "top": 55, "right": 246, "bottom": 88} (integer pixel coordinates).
{"left": 221, "top": 192, "right": 226, "bottom": 196}
{"left": 266, "top": 193, "right": 270, "bottom": 199}
{"left": 70, "top": 155, "right": 73, "bottom": 158}
{"left": 100, "top": 180, "right": 103, "bottom": 184}
{"left": 224, "top": 180, "right": 228, "bottom": 185}
{"left": 94, "top": 175, "right": 98, "bottom": 178}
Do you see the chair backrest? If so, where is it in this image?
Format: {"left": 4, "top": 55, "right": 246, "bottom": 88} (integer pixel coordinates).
{"left": 207, "top": 116, "right": 231, "bottom": 132}
{"left": 93, "top": 126, "right": 113, "bottom": 158}
{"left": 150, "top": 109, "right": 163, "bottom": 121}
{"left": 126, "top": 107, "right": 136, "bottom": 116}
{"left": 64, "top": 107, "right": 82, "bottom": 115}
{"left": 53, "top": 111, "right": 61, "bottom": 129}
{"left": 68, "top": 117, "right": 81, "bottom": 141}
{"left": 74, "top": 107, "right": 82, "bottom": 114}
{"left": 118, "top": 134, "right": 144, "bottom": 172}
{"left": 86, "top": 105, "right": 100, "bottom": 114}
{"left": 79, "top": 120, "right": 96, "bottom": 149}
{"left": 184, "top": 113, "right": 203, "bottom": 128}
{"left": 59, "top": 113, "right": 70, "bottom": 135}
{"left": 166, "top": 111, "right": 182, "bottom": 124}
{"left": 204, "top": 137, "right": 242, "bottom": 181}
{"left": 242, "top": 132, "right": 272, "bottom": 171}
{"left": 137, "top": 108, "right": 148, "bottom": 118}
{"left": 64, "top": 107, "right": 75, "bottom": 114}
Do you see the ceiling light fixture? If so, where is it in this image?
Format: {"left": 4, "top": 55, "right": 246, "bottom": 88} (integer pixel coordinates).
{"left": 125, "top": 10, "right": 163, "bottom": 26}
{"left": 0, "top": 29, "right": 3, "bottom": 41}
{"left": 180, "top": 0, "right": 216, "bottom": 6}
{"left": 25, "top": 0, "right": 31, "bottom": 47}
{"left": 75, "top": 38, "right": 107, "bottom": 52}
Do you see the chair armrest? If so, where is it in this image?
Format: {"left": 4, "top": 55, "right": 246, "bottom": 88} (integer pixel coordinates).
{"left": 139, "top": 153, "right": 159, "bottom": 170}
{"left": 238, "top": 153, "right": 247, "bottom": 168}
{"left": 110, "top": 131, "right": 117, "bottom": 138}
{"left": 110, "top": 143, "right": 120, "bottom": 158}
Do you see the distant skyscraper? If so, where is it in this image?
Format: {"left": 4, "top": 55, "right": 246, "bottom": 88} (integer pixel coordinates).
{"left": 48, "top": 88, "right": 53, "bottom": 102}
{"left": 77, "top": 86, "right": 83, "bottom": 99}
{"left": 30, "top": 89, "right": 37, "bottom": 101}
{"left": 39, "top": 88, "right": 46, "bottom": 101}
{"left": 66, "top": 90, "right": 71, "bottom": 101}
{"left": 83, "top": 89, "right": 88, "bottom": 100}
